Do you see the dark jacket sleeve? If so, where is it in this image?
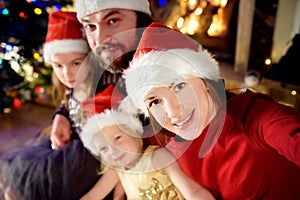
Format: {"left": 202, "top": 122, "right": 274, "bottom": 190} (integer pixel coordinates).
{"left": 52, "top": 102, "right": 69, "bottom": 120}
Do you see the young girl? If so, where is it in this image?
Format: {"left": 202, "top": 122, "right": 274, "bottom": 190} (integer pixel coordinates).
{"left": 2, "top": 11, "right": 117, "bottom": 200}
{"left": 79, "top": 99, "right": 215, "bottom": 200}
{"left": 43, "top": 11, "right": 90, "bottom": 147}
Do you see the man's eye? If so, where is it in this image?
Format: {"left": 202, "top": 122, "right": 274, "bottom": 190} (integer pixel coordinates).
{"left": 84, "top": 24, "right": 96, "bottom": 31}
{"left": 174, "top": 82, "right": 186, "bottom": 92}
{"left": 149, "top": 99, "right": 161, "bottom": 108}
{"left": 108, "top": 18, "right": 119, "bottom": 24}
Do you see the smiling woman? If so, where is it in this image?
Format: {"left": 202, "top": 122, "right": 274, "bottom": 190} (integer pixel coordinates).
{"left": 145, "top": 77, "right": 217, "bottom": 141}
{"left": 124, "top": 22, "right": 300, "bottom": 199}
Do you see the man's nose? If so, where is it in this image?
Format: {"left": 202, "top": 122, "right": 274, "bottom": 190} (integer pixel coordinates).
{"left": 95, "top": 28, "right": 113, "bottom": 45}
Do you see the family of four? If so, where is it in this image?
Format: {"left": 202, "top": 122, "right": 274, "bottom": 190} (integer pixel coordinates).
{"left": 2, "top": 0, "right": 300, "bottom": 199}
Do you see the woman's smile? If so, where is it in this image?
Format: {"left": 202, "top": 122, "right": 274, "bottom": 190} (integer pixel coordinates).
{"left": 172, "top": 109, "right": 195, "bottom": 129}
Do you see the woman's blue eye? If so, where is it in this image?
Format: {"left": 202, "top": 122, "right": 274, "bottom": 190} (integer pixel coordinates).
{"left": 174, "top": 82, "right": 185, "bottom": 92}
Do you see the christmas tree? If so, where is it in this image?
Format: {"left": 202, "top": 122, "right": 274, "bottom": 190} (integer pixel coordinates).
{"left": 0, "top": 0, "right": 74, "bottom": 112}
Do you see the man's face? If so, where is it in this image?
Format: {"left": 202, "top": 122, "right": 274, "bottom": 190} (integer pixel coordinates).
{"left": 82, "top": 9, "right": 139, "bottom": 72}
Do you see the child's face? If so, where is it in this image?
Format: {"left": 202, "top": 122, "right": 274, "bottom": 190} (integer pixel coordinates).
{"left": 50, "top": 52, "right": 87, "bottom": 88}
{"left": 93, "top": 124, "right": 143, "bottom": 169}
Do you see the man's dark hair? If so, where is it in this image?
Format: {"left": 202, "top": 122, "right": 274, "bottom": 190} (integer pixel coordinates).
{"left": 136, "top": 11, "right": 153, "bottom": 28}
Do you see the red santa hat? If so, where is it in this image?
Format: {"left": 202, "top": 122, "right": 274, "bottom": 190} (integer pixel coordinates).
{"left": 125, "top": 22, "right": 222, "bottom": 115}
{"left": 80, "top": 108, "right": 143, "bottom": 158}
{"left": 43, "top": 11, "right": 89, "bottom": 64}
{"left": 75, "top": 0, "right": 151, "bottom": 22}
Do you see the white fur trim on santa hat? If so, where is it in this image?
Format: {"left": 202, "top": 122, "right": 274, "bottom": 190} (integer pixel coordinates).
{"left": 75, "top": 0, "right": 151, "bottom": 22}
{"left": 125, "top": 47, "right": 221, "bottom": 115}
{"left": 118, "top": 96, "right": 141, "bottom": 117}
{"left": 43, "top": 39, "right": 89, "bottom": 64}
{"left": 80, "top": 109, "right": 143, "bottom": 157}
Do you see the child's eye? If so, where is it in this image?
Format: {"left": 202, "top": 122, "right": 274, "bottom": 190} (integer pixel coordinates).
{"left": 174, "top": 82, "right": 186, "bottom": 92}
{"left": 99, "top": 146, "right": 108, "bottom": 152}
{"left": 73, "top": 62, "right": 81, "bottom": 66}
{"left": 114, "top": 135, "right": 122, "bottom": 143}
{"left": 52, "top": 64, "right": 62, "bottom": 68}
{"left": 149, "top": 99, "right": 161, "bottom": 108}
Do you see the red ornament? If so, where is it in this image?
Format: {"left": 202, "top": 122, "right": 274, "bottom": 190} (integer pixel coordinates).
{"left": 35, "top": 85, "right": 41, "bottom": 93}
{"left": 13, "top": 98, "right": 22, "bottom": 108}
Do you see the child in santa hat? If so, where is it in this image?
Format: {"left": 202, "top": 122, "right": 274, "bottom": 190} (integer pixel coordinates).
{"left": 79, "top": 97, "right": 214, "bottom": 200}
{"left": 124, "top": 22, "right": 300, "bottom": 199}
{"left": 2, "top": 11, "right": 117, "bottom": 200}
{"left": 43, "top": 11, "right": 89, "bottom": 148}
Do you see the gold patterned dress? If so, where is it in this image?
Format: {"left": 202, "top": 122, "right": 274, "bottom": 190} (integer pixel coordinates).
{"left": 117, "top": 145, "right": 185, "bottom": 200}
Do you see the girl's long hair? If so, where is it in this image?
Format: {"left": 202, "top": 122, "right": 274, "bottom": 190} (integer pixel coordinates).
{"left": 51, "top": 72, "right": 68, "bottom": 107}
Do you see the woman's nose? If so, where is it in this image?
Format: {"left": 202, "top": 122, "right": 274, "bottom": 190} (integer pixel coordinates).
{"left": 164, "top": 93, "right": 182, "bottom": 119}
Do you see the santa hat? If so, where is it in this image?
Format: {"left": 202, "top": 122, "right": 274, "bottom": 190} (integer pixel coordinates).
{"left": 125, "top": 22, "right": 222, "bottom": 115}
{"left": 80, "top": 107, "right": 143, "bottom": 158}
{"left": 75, "top": 0, "right": 151, "bottom": 22}
{"left": 43, "top": 11, "right": 89, "bottom": 64}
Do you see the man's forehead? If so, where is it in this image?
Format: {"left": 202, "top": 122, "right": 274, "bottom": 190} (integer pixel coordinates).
{"left": 82, "top": 9, "right": 132, "bottom": 22}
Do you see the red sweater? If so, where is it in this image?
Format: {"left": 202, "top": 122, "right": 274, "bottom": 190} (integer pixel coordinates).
{"left": 167, "top": 90, "right": 300, "bottom": 199}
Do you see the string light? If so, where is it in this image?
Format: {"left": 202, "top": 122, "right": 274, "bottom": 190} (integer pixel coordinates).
{"left": 1, "top": 8, "right": 9, "bottom": 15}
{"left": 19, "top": 12, "right": 28, "bottom": 19}
{"left": 33, "top": 52, "right": 40, "bottom": 59}
{"left": 5, "top": 44, "right": 13, "bottom": 52}
{"left": 291, "top": 90, "right": 297, "bottom": 96}
{"left": 158, "top": 0, "right": 167, "bottom": 7}
{"left": 265, "top": 58, "right": 272, "bottom": 66}
{"left": 34, "top": 8, "right": 42, "bottom": 15}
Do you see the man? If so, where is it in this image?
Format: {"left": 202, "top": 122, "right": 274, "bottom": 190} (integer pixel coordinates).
{"left": 75, "top": 0, "right": 152, "bottom": 73}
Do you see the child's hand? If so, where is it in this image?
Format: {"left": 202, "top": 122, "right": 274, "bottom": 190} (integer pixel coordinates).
{"left": 50, "top": 114, "right": 72, "bottom": 149}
